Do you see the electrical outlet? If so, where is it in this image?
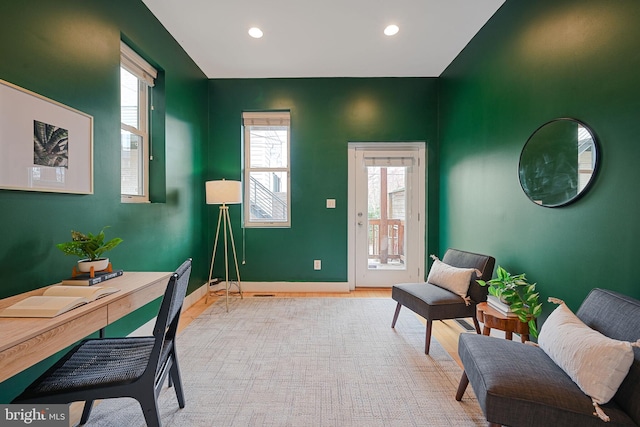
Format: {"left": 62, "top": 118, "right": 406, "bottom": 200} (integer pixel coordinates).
{"left": 314, "top": 260, "right": 322, "bottom": 270}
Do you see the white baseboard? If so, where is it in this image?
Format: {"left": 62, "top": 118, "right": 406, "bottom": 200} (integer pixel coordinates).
{"left": 185, "top": 284, "right": 207, "bottom": 307}
{"left": 202, "top": 281, "right": 351, "bottom": 294}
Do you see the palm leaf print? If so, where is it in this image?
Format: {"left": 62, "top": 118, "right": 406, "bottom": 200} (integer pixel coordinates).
{"left": 33, "top": 120, "right": 69, "bottom": 168}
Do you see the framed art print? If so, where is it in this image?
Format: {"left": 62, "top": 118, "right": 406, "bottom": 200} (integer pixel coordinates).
{"left": 0, "top": 79, "right": 93, "bottom": 194}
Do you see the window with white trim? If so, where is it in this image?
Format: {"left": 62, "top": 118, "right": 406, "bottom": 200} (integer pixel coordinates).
{"left": 243, "top": 111, "right": 291, "bottom": 227}
{"left": 120, "top": 41, "right": 157, "bottom": 203}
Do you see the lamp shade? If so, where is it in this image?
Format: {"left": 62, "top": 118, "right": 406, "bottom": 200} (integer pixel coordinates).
{"left": 205, "top": 180, "right": 242, "bottom": 205}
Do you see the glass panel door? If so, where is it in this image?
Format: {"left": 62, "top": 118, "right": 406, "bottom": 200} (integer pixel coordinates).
{"left": 367, "top": 166, "right": 407, "bottom": 271}
{"left": 352, "top": 147, "right": 424, "bottom": 288}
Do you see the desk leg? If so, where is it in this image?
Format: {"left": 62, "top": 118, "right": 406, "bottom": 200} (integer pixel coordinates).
{"left": 505, "top": 331, "right": 513, "bottom": 340}
{"left": 99, "top": 328, "right": 105, "bottom": 338}
{"left": 521, "top": 334, "right": 529, "bottom": 343}
{"left": 482, "top": 326, "right": 491, "bottom": 336}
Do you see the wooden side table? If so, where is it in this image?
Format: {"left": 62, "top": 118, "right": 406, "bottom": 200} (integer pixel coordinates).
{"left": 476, "top": 302, "right": 531, "bottom": 343}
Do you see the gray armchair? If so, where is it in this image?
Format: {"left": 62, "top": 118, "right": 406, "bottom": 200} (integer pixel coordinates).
{"left": 391, "top": 248, "right": 495, "bottom": 354}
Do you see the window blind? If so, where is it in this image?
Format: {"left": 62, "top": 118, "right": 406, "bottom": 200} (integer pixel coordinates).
{"left": 242, "top": 111, "right": 290, "bottom": 127}
{"left": 120, "top": 41, "right": 157, "bottom": 87}
{"left": 363, "top": 156, "right": 415, "bottom": 167}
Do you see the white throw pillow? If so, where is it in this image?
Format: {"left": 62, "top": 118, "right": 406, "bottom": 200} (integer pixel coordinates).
{"left": 538, "top": 302, "right": 635, "bottom": 409}
{"left": 426, "top": 256, "right": 480, "bottom": 304}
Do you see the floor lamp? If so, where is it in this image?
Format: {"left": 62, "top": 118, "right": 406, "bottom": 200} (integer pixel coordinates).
{"left": 206, "top": 179, "right": 243, "bottom": 311}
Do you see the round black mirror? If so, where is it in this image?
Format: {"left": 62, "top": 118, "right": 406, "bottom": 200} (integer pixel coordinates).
{"left": 519, "top": 118, "right": 598, "bottom": 207}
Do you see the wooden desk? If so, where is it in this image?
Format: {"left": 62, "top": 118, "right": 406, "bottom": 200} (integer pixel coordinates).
{"left": 0, "top": 272, "right": 171, "bottom": 383}
{"left": 476, "top": 302, "right": 532, "bottom": 343}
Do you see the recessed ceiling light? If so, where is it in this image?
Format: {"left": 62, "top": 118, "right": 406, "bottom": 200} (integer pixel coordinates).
{"left": 248, "top": 27, "right": 263, "bottom": 39}
{"left": 384, "top": 24, "right": 399, "bottom": 36}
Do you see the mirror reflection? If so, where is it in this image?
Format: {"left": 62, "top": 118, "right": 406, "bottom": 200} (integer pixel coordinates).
{"left": 519, "top": 118, "right": 598, "bottom": 207}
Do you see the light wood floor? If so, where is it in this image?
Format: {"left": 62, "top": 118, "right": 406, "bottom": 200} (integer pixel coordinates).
{"left": 180, "top": 287, "right": 469, "bottom": 367}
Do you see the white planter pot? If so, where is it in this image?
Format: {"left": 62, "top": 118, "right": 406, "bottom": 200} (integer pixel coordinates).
{"left": 77, "top": 258, "right": 109, "bottom": 273}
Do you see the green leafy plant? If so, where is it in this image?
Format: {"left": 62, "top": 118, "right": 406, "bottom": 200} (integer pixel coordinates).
{"left": 56, "top": 227, "right": 123, "bottom": 261}
{"left": 477, "top": 266, "right": 543, "bottom": 338}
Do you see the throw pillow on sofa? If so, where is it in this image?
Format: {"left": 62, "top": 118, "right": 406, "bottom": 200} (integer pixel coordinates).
{"left": 538, "top": 298, "right": 640, "bottom": 421}
{"left": 426, "top": 255, "right": 481, "bottom": 305}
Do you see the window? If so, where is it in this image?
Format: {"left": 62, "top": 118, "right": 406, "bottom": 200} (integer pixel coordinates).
{"left": 120, "top": 42, "right": 157, "bottom": 203}
{"left": 243, "top": 111, "right": 291, "bottom": 227}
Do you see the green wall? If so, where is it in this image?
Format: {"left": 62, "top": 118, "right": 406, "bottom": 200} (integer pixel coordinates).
{"left": 208, "top": 78, "right": 439, "bottom": 282}
{"left": 0, "top": 0, "right": 208, "bottom": 402}
{"left": 439, "top": 0, "right": 640, "bottom": 312}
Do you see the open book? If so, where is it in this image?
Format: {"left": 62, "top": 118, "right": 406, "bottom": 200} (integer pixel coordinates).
{"left": 0, "top": 286, "right": 120, "bottom": 318}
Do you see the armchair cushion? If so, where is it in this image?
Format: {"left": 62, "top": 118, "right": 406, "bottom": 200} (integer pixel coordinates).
{"left": 427, "top": 255, "right": 481, "bottom": 303}
{"left": 538, "top": 301, "right": 636, "bottom": 406}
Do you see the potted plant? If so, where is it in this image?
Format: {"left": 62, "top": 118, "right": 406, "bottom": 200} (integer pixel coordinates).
{"left": 56, "top": 226, "right": 123, "bottom": 273}
{"left": 477, "top": 266, "right": 543, "bottom": 338}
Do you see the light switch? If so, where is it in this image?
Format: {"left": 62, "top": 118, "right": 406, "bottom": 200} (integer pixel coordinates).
{"left": 326, "top": 199, "right": 336, "bottom": 208}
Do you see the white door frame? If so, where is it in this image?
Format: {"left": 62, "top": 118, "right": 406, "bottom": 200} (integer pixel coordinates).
{"left": 347, "top": 142, "right": 426, "bottom": 290}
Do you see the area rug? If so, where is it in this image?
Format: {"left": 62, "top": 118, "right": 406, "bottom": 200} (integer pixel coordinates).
{"left": 87, "top": 298, "right": 484, "bottom": 426}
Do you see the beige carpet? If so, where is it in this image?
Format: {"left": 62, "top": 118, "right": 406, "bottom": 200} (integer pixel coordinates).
{"left": 87, "top": 297, "right": 484, "bottom": 426}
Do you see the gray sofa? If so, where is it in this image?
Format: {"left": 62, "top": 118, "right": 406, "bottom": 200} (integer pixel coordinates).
{"left": 456, "top": 288, "right": 640, "bottom": 427}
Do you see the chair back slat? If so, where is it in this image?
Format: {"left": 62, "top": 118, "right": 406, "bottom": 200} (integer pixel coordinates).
{"left": 148, "top": 258, "right": 192, "bottom": 377}
{"left": 163, "top": 259, "right": 192, "bottom": 335}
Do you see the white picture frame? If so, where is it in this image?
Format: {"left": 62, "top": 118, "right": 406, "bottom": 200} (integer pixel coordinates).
{"left": 0, "top": 79, "right": 93, "bottom": 194}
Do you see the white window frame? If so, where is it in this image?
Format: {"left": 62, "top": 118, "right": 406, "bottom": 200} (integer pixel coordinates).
{"left": 243, "top": 111, "right": 291, "bottom": 228}
{"left": 120, "top": 41, "right": 156, "bottom": 203}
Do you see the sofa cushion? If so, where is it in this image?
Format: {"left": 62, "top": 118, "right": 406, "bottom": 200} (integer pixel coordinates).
{"left": 458, "top": 333, "right": 637, "bottom": 427}
{"left": 538, "top": 301, "right": 636, "bottom": 407}
{"left": 576, "top": 289, "right": 640, "bottom": 426}
{"left": 426, "top": 255, "right": 480, "bottom": 303}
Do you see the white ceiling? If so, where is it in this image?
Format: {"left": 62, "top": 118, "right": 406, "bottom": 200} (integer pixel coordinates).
{"left": 141, "top": 0, "right": 505, "bottom": 79}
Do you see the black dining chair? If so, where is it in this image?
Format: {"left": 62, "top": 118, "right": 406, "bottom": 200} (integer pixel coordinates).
{"left": 13, "top": 258, "right": 192, "bottom": 427}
